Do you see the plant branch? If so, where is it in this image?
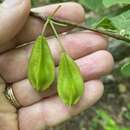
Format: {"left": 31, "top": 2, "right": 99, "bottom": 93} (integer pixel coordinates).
{"left": 30, "top": 11, "right": 130, "bottom": 43}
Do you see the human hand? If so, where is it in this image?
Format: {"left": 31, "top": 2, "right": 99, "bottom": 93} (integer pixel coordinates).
{"left": 0, "top": 0, "right": 114, "bottom": 130}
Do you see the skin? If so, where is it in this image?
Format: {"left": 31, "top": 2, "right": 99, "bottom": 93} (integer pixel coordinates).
{"left": 0, "top": 0, "right": 114, "bottom": 130}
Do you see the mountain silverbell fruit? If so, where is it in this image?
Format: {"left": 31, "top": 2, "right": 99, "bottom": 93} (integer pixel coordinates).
{"left": 58, "top": 52, "right": 84, "bottom": 106}
{"left": 28, "top": 35, "right": 55, "bottom": 92}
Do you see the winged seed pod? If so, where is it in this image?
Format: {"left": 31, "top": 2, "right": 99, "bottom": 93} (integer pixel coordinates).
{"left": 58, "top": 53, "right": 84, "bottom": 106}
{"left": 28, "top": 35, "right": 55, "bottom": 92}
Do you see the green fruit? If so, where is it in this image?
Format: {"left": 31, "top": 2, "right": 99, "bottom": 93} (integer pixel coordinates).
{"left": 28, "top": 35, "right": 55, "bottom": 92}
{"left": 58, "top": 53, "right": 84, "bottom": 106}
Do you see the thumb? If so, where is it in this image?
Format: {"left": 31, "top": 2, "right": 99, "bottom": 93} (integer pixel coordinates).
{"left": 0, "top": 0, "right": 30, "bottom": 46}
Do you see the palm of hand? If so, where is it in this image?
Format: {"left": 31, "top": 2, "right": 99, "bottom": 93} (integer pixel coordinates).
{"left": 0, "top": 1, "right": 114, "bottom": 130}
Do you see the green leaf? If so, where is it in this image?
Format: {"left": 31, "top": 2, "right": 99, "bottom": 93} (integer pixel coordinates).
{"left": 58, "top": 53, "right": 84, "bottom": 106}
{"left": 111, "top": 10, "right": 130, "bottom": 38}
{"left": 28, "top": 35, "right": 55, "bottom": 92}
{"left": 94, "top": 10, "right": 130, "bottom": 38}
{"left": 94, "top": 17, "right": 117, "bottom": 31}
{"left": 79, "top": 0, "right": 104, "bottom": 11}
{"left": 103, "top": 0, "right": 130, "bottom": 8}
{"left": 121, "top": 62, "right": 130, "bottom": 77}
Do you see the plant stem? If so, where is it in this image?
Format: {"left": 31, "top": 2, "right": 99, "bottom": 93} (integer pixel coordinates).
{"left": 30, "top": 11, "right": 130, "bottom": 43}
{"left": 41, "top": 18, "right": 49, "bottom": 35}
{"left": 49, "top": 20, "right": 66, "bottom": 52}
{"left": 41, "top": 5, "right": 62, "bottom": 36}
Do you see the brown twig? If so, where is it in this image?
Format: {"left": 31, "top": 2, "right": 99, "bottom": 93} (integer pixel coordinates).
{"left": 30, "top": 11, "right": 130, "bottom": 43}
{"left": 51, "top": 5, "right": 62, "bottom": 17}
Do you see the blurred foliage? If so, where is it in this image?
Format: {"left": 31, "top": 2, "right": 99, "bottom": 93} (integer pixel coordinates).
{"left": 121, "top": 62, "right": 130, "bottom": 78}
{"left": 79, "top": 0, "right": 104, "bottom": 11}
{"left": 31, "top": 0, "right": 72, "bottom": 6}
{"left": 89, "top": 109, "right": 130, "bottom": 130}
{"left": 123, "top": 103, "right": 130, "bottom": 121}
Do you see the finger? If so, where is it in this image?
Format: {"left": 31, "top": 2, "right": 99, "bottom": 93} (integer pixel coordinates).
{"left": 0, "top": 0, "right": 30, "bottom": 52}
{"left": 19, "top": 80, "right": 104, "bottom": 130}
{"left": 15, "top": 2, "right": 85, "bottom": 45}
{"left": 1, "top": 2, "right": 85, "bottom": 52}
{"left": 0, "top": 32, "right": 107, "bottom": 82}
{"left": 12, "top": 50, "right": 113, "bottom": 106}
{"left": 0, "top": 77, "right": 18, "bottom": 130}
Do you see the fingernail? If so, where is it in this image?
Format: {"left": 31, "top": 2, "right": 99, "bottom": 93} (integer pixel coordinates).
{"left": 2, "top": 0, "right": 23, "bottom": 8}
